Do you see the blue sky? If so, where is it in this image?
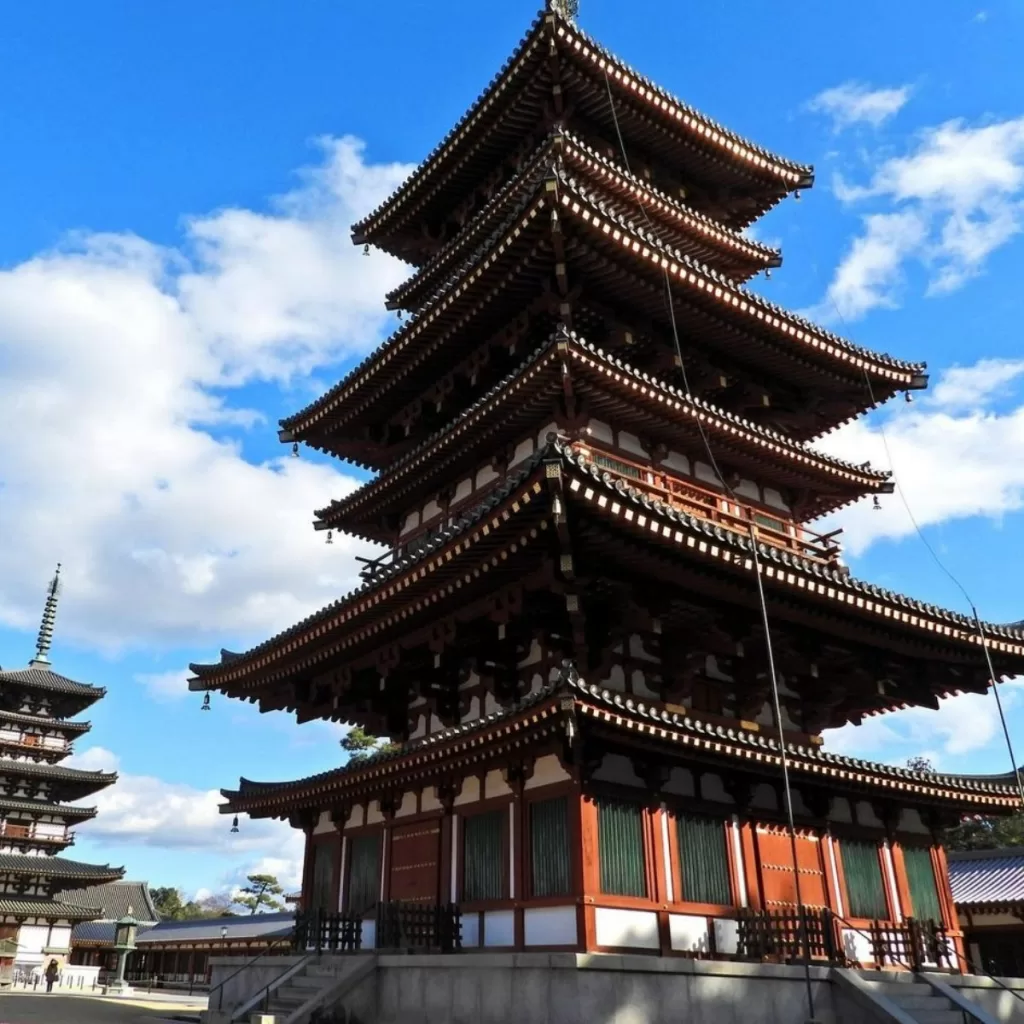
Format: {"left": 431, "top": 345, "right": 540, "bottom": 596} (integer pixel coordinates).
{"left": 1, "top": 1, "right": 1023, "bottom": 896}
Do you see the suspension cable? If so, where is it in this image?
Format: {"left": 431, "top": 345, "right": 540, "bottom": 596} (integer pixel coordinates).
{"left": 601, "top": 69, "right": 817, "bottom": 1020}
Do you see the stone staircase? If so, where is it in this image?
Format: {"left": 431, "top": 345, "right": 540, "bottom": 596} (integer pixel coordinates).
{"left": 220, "top": 954, "right": 375, "bottom": 1024}
{"left": 836, "top": 968, "right": 1000, "bottom": 1024}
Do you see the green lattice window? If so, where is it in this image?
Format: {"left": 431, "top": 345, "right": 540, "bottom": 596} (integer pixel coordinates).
{"left": 841, "top": 840, "right": 888, "bottom": 920}
{"left": 598, "top": 799, "right": 646, "bottom": 897}
{"left": 347, "top": 833, "right": 381, "bottom": 915}
{"left": 677, "top": 814, "right": 731, "bottom": 905}
{"left": 530, "top": 796, "right": 571, "bottom": 897}
{"left": 904, "top": 846, "right": 942, "bottom": 923}
{"left": 463, "top": 810, "right": 504, "bottom": 902}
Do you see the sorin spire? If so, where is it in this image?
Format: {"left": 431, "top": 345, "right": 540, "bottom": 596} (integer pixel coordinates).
{"left": 32, "top": 563, "right": 62, "bottom": 666}
{"left": 548, "top": 0, "right": 579, "bottom": 22}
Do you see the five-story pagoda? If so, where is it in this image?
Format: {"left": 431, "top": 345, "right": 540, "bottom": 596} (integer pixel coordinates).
{"left": 0, "top": 567, "right": 123, "bottom": 984}
{"left": 191, "top": 4, "right": 1024, "bottom": 965}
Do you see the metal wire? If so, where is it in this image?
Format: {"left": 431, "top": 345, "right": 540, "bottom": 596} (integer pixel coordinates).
{"left": 601, "top": 68, "right": 817, "bottom": 1020}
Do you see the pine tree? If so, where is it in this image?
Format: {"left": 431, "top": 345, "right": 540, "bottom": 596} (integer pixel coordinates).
{"left": 232, "top": 873, "right": 286, "bottom": 915}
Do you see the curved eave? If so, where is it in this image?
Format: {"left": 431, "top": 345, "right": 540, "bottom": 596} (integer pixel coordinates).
{"left": 286, "top": 191, "right": 922, "bottom": 446}
{"left": 385, "top": 131, "right": 782, "bottom": 314}
{"left": 218, "top": 678, "right": 1019, "bottom": 819}
{"left": 313, "top": 333, "right": 891, "bottom": 540}
{"left": 353, "top": 11, "right": 810, "bottom": 252}
{"left": 191, "top": 444, "right": 1024, "bottom": 704}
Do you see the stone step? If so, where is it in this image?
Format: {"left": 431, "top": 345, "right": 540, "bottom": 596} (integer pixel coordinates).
{"left": 911, "top": 1012, "right": 962, "bottom": 1024}
{"left": 292, "top": 974, "right": 335, "bottom": 990}
{"left": 891, "top": 994, "right": 950, "bottom": 1011}
{"left": 275, "top": 984, "right": 313, "bottom": 1005}
{"left": 864, "top": 980, "right": 935, "bottom": 998}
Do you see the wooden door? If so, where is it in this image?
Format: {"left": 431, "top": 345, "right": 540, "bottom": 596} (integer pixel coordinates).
{"left": 389, "top": 821, "right": 441, "bottom": 904}
{"left": 755, "top": 828, "right": 828, "bottom": 909}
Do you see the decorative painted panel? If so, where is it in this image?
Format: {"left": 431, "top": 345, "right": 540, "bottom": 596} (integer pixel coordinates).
{"left": 389, "top": 821, "right": 441, "bottom": 904}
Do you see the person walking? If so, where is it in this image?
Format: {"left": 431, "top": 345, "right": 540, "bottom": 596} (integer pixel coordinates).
{"left": 44, "top": 958, "right": 59, "bottom": 993}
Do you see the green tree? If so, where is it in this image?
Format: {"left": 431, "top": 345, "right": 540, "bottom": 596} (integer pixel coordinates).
{"left": 341, "top": 726, "right": 401, "bottom": 762}
{"left": 151, "top": 886, "right": 185, "bottom": 920}
{"left": 232, "top": 874, "right": 285, "bottom": 915}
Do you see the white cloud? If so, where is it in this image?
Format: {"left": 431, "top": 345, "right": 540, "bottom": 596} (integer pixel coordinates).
{"left": 808, "top": 82, "right": 912, "bottom": 131}
{"left": 134, "top": 669, "right": 191, "bottom": 702}
{"left": 0, "top": 136, "right": 409, "bottom": 652}
{"left": 69, "top": 746, "right": 304, "bottom": 889}
{"left": 819, "top": 357, "right": 1024, "bottom": 555}
{"left": 822, "top": 117, "right": 1024, "bottom": 319}
{"left": 824, "top": 679, "right": 1024, "bottom": 767}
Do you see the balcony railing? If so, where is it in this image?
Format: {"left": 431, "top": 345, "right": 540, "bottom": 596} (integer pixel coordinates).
{"left": 0, "top": 734, "right": 68, "bottom": 756}
{"left": 0, "top": 821, "right": 72, "bottom": 845}
{"left": 571, "top": 442, "right": 844, "bottom": 568}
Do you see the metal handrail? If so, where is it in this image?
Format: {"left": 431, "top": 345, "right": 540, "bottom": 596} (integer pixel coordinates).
{"left": 207, "top": 933, "right": 295, "bottom": 1012}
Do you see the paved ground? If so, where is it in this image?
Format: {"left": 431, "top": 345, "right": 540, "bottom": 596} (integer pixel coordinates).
{"left": 0, "top": 993, "right": 201, "bottom": 1023}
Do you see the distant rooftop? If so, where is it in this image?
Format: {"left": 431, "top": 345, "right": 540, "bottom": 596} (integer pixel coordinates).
{"left": 949, "top": 846, "right": 1024, "bottom": 908}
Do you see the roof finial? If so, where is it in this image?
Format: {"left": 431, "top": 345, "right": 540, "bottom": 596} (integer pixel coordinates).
{"left": 31, "top": 564, "right": 62, "bottom": 666}
{"left": 548, "top": 0, "right": 579, "bottom": 22}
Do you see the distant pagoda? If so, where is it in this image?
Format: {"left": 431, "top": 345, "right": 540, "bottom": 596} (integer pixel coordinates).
{"left": 0, "top": 566, "right": 123, "bottom": 983}
{"left": 193, "top": 6, "right": 1024, "bottom": 968}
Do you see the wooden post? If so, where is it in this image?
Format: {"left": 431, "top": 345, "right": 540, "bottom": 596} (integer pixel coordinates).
{"left": 579, "top": 786, "right": 600, "bottom": 952}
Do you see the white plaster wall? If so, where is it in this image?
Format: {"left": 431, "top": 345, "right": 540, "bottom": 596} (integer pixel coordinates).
{"left": 594, "top": 908, "right": 659, "bottom": 949}
{"left": 366, "top": 801, "right": 385, "bottom": 826}
{"left": 898, "top": 808, "right": 929, "bottom": 834}
{"left": 524, "top": 907, "right": 578, "bottom": 946}
{"left": 592, "top": 753, "right": 644, "bottom": 788}
{"left": 617, "top": 431, "right": 648, "bottom": 457}
{"left": 525, "top": 754, "right": 570, "bottom": 790}
{"left": 714, "top": 918, "right": 739, "bottom": 954}
{"left": 510, "top": 438, "right": 534, "bottom": 465}
{"left": 455, "top": 777, "right": 481, "bottom": 807}
{"left": 453, "top": 477, "right": 473, "bottom": 504}
{"left": 662, "top": 450, "right": 690, "bottom": 474}
{"left": 313, "top": 810, "right": 334, "bottom": 835}
{"left": 485, "top": 769, "right": 512, "bottom": 799}
{"left": 483, "top": 911, "right": 515, "bottom": 947}
{"left": 587, "top": 420, "right": 614, "bottom": 444}
{"left": 476, "top": 466, "right": 499, "bottom": 488}
{"left": 421, "top": 787, "right": 442, "bottom": 814}
{"left": 701, "top": 773, "right": 734, "bottom": 804}
{"left": 395, "top": 792, "right": 417, "bottom": 818}
{"left": 669, "top": 914, "right": 710, "bottom": 953}
{"left": 663, "top": 767, "right": 695, "bottom": 797}
{"left": 600, "top": 665, "right": 627, "bottom": 693}
{"left": 829, "top": 798, "right": 853, "bottom": 824}
{"left": 631, "top": 671, "right": 659, "bottom": 701}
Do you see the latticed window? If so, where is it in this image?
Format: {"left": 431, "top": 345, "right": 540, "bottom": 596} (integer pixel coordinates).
{"left": 310, "top": 839, "right": 335, "bottom": 912}
{"left": 530, "top": 796, "right": 571, "bottom": 897}
{"left": 463, "top": 810, "right": 504, "bottom": 902}
{"left": 841, "top": 840, "right": 888, "bottom": 920}
{"left": 903, "top": 846, "right": 942, "bottom": 923}
{"left": 598, "top": 798, "right": 646, "bottom": 897}
{"left": 677, "top": 814, "right": 731, "bottom": 905}
{"left": 347, "top": 833, "right": 381, "bottom": 915}
{"left": 594, "top": 453, "right": 642, "bottom": 480}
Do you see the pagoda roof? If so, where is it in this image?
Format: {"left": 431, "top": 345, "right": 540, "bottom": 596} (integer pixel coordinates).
{"left": 0, "top": 664, "right": 105, "bottom": 718}
{"left": 0, "top": 795, "right": 97, "bottom": 821}
{"left": 0, "top": 894, "right": 101, "bottom": 922}
{"left": 220, "top": 666, "right": 1021, "bottom": 821}
{"left": 315, "top": 331, "right": 891, "bottom": 541}
{"left": 353, "top": 10, "right": 812, "bottom": 259}
{"left": 386, "top": 130, "right": 781, "bottom": 313}
{"left": 191, "top": 442, "right": 1024, "bottom": 713}
{"left": 0, "top": 708, "right": 91, "bottom": 734}
{"left": 285, "top": 173, "right": 923, "bottom": 453}
{"left": 0, "top": 852, "right": 123, "bottom": 883}
{"left": 0, "top": 757, "right": 117, "bottom": 799}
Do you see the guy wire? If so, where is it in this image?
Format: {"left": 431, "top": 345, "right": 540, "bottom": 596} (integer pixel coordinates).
{"left": 853, "top": 350, "right": 1024, "bottom": 813}
{"left": 602, "top": 69, "right": 817, "bottom": 1020}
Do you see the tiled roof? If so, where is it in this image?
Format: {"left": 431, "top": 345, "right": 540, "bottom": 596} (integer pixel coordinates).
{"left": 191, "top": 447, "right": 553, "bottom": 682}
{"left": 0, "top": 895, "right": 101, "bottom": 921}
{"left": 315, "top": 332, "right": 890, "bottom": 535}
{"left": 0, "top": 795, "right": 97, "bottom": 820}
{"left": 0, "top": 852, "right": 123, "bottom": 881}
{"left": 72, "top": 920, "right": 156, "bottom": 946}
{"left": 57, "top": 881, "right": 159, "bottom": 923}
{"left": 0, "top": 709, "right": 91, "bottom": 733}
{"left": 135, "top": 912, "right": 295, "bottom": 946}
{"left": 353, "top": 10, "right": 810, "bottom": 247}
{"left": 0, "top": 665, "right": 104, "bottom": 698}
{"left": 949, "top": 848, "right": 1024, "bottom": 907}
{"left": 222, "top": 664, "right": 1024, "bottom": 817}
{"left": 0, "top": 757, "right": 116, "bottom": 787}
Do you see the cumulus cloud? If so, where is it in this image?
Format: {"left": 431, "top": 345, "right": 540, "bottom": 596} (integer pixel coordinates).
{"left": 821, "top": 116, "right": 1024, "bottom": 319}
{"left": 69, "top": 746, "right": 304, "bottom": 888}
{"left": 819, "top": 358, "right": 1024, "bottom": 555}
{"left": 808, "top": 82, "right": 912, "bottom": 131}
{"left": 824, "top": 679, "right": 1024, "bottom": 767}
{"left": 0, "top": 136, "right": 408, "bottom": 652}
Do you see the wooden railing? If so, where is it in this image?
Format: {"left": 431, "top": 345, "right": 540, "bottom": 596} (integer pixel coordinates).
{"left": 292, "top": 910, "right": 363, "bottom": 953}
{"left": 0, "top": 821, "right": 72, "bottom": 845}
{"left": 570, "top": 442, "right": 844, "bottom": 568}
{"left": 0, "top": 734, "right": 67, "bottom": 754}
{"left": 375, "top": 902, "right": 462, "bottom": 953}
{"left": 736, "top": 907, "right": 956, "bottom": 971}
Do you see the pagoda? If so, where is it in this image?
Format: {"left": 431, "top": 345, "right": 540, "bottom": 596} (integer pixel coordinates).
{"left": 191, "top": 5, "right": 1024, "bottom": 967}
{"left": 0, "top": 567, "right": 123, "bottom": 984}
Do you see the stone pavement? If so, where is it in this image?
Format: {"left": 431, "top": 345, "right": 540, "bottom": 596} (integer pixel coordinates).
{"left": 0, "top": 992, "right": 202, "bottom": 1023}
